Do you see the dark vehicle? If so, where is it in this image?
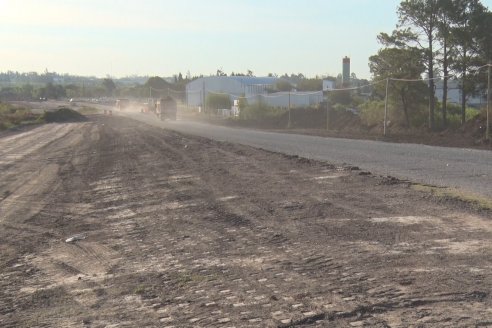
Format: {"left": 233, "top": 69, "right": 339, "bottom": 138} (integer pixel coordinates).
{"left": 155, "top": 96, "right": 177, "bottom": 120}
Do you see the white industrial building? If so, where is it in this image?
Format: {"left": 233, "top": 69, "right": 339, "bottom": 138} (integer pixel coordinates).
{"left": 250, "top": 91, "right": 324, "bottom": 108}
{"left": 435, "top": 80, "right": 485, "bottom": 107}
{"left": 185, "top": 76, "right": 324, "bottom": 109}
{"left": 186, "top": 76, "right": 278, "bottom": 107}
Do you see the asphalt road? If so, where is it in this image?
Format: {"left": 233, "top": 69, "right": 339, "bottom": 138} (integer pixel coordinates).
{"left": 116, "top": 112, "right": 491, "bottom": 199}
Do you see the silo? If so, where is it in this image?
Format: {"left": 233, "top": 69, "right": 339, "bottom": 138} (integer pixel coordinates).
{"left": 342, "top": 56, "right": 350, "bottom": 87}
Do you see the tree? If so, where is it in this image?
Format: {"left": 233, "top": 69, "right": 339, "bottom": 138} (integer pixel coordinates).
{"left": 205, "top": 93, "right": 231, "bottom": 111}
{"left": 297, "top": 78, "right": 322, "bottom": 91}
{"left": 476, "top": 9, "right": 492, "bottom": 59}
{"left": 329, "top": 89, "right": 352, "bottom": 106}
{"left": 37, "top": 82, "right": 66, "bottom": 99}
{"left": 65, "top": 84, "right": 80, "bottom": 98}
{"left": 398, "top": 0, "right": 440, "bottom": 130}
{"left": 436, "top": 0, "right": 456, "bottom": 127}
{"left": 275, "top": 80, "right": 293, "bottom": 92}
{"left": 216, "top": 69, "right": 226, "bottom": 76}
{"left": 369, "top": 46, "right": 427, "bottom": 127}
{"left": 145, "top": 76, "right": 170, "bottom": 96}
{"left": 450, "top": 0, "right": 486, "bottom": 125}
{"left": 102, "top": 78, "right": 116, "bottom": 96}
{"left": 19, "top": 84, "right": 34, "bottom": 99}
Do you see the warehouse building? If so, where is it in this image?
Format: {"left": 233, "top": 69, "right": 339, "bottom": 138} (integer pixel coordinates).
{"left": 185, "top": 76, "right": 278, "bottom": 107}
{"left": 186, "top": 76, "right": 324, "bottom": 109}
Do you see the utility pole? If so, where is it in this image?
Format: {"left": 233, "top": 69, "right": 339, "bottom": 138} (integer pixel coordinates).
{"left": 384, "top": 78, "right": 389, "bottom": 136}
{"left": 202, "top": 80, "right": 206, "bottom": 114}
{"left": 326, "top": 98, "right": 330, "bottom": 130}
{"left": 487, "top": 63, "right": 491, "bottom": 141}
{"left": 288, "top": 92, "right": 291, "bottom": 128}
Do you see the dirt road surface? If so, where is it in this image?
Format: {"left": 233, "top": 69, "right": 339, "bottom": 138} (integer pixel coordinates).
{"left": 119, "top": 113, "right": 492, "bottom": 200}
{"left": 0, "top": 115, "right": 491, "bottom": 327}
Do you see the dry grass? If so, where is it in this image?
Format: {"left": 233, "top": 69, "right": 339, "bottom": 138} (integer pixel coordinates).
{"left": 0, "top": 103, "right": 39, "bottom": 130}
{"left": 412, "top": 184, "right": 492, "bottom": 211}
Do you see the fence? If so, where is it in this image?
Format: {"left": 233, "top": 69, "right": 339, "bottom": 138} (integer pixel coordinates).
{"left": 150, "top": 66, "right": 491, "bottom": 140}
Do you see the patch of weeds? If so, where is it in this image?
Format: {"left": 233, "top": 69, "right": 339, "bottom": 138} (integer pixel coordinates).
{"left": 27, "top": 286, "right": 73, "bottom": 309}
{"left": 412, "top": 184, "right": 492, "bottom": 211}
{"left": 0, "top": 103, "right": 40, "bottom": 130}
{"left": 3, "top": 190, "right": 11, "bottom": 200}
{"left": 176, "top": 272, "right": 206, "bottom": 287}
{"left": 77, "top": 107, "right": 100, "bottom": 115}
{"left": 134, "top": 284, "right": 146, "bottom": 295}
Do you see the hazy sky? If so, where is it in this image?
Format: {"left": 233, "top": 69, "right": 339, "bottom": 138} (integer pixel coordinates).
{"left": 2, "top": 0, "right": 492, "bottom": 79}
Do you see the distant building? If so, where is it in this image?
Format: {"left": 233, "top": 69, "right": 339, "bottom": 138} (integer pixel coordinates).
{"left": 322, "top": 80, "right": 335, "bottom": 91}
{"left": 186, "top": 76, "right": 278, "bottom": 107}
{"left": 185, "top": 76, "right": 324, "bottom": 109}
{"left": 435, "top": 80, "right": 484, "bottom": 107}
{"left": 53, "top": 77, "right": 65, "bottom": 84}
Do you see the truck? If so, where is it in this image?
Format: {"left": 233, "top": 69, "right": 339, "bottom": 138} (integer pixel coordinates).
{"left": 140, "top": 103, "right": 153, "bottom": 113}
{"left": 155, "top": 96, "right": 177, "bottom": 120}
{"left": 115, "top": 99, "right": 130, "bottom": 111}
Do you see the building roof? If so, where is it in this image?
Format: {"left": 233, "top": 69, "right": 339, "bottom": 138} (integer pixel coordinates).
{"left": 188, "top": 76, "right": 277, "bottom": 87}
{"left": 228, "top": 76, "right": 277, "bottom": 85}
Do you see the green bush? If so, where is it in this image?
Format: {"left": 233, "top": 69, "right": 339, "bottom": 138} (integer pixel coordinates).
{"left": 0, "top": 103, "right": 37, "bottom": 130}
{"left": 205, "top": 93, "right": 231, "bottom": 111}
{"left": 359, "top": 100, "right": 385, "bottom": 127}
{"left": 239, "top": 102, "right": 284, "bottom": 121}
{"left": 435, "top": 103, "right": 481, "bottom": 129}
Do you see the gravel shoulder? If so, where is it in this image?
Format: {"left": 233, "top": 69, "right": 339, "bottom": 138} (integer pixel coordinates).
{"left": 0, "top": 115, "right": 490, "bottom": 327}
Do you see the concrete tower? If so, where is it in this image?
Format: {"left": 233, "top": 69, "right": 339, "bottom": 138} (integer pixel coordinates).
{"left": 342, "top": 56, "right": 350, "bottom": 87}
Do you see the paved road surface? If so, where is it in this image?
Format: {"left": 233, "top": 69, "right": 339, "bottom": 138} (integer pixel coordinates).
{"left": 121, "top": 112, "right": 492, "bottom": 199}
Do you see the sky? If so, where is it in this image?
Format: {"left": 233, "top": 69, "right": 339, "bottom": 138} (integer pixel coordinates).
{"left": 1, "top": 0, "right": 492, "bottom": 80}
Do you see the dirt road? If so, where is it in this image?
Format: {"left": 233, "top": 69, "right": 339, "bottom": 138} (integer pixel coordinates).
{"left": 120, "top": 113, "right": 492, "bottom": 200}
{"left": 0, "top": 115, "right": 491, "bottom": 327}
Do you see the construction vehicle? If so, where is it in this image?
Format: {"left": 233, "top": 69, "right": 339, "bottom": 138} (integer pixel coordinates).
{"left": 140, "top": 103, "right": 153, "bottom": 113}
{"left": 115, "top": 99, "right": 130, "bottom": 111}
{"left": 155, "top": 96, "right": 177, "bottom": 120}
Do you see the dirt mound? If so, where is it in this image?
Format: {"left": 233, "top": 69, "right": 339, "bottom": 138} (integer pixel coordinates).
{"left": 41, "top": 107, "right": 87, "bottom": 123}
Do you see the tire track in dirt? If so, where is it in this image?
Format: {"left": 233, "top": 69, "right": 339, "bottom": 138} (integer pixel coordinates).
{"left": 0, "top": 115, "right": 490, "bottom": 327}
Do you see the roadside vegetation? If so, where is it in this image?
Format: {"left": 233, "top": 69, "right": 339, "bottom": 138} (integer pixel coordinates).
{"left": 0, "top": 103, "right": 38, "bottom": 131}
{"left": 412, "top": 184, "right": 492, "bottom": 211}
{"left": 0, "top": 74, "right": 191, "bottom": 101}
{"left": 0, "top": 103, "right": 88, "bottom": 131}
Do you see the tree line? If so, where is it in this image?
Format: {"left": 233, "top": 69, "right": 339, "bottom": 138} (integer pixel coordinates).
{"left": 370, "top": 0, "right": 492, "bottom": 130}
{"left": 0, "top": 76, "right": 194, "bottom": 101}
